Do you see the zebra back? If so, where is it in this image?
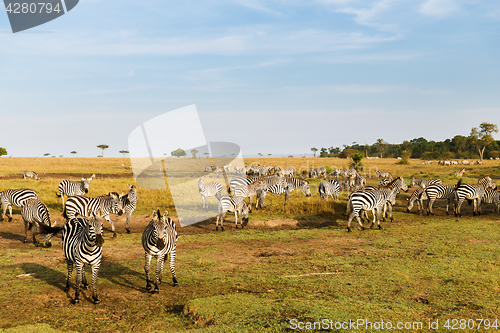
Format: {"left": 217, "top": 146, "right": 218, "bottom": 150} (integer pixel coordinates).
{"left": 0, "top": 188, "right": 38, "bottom": 207}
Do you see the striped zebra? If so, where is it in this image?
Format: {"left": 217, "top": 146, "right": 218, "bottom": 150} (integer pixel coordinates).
{"left": 197, "top": 177, "right": 222, "bottom": 210}
{"left": 62, "top": 213, "right": 104, "bottom": 304}
{"left": 353, "top": 175, "right": 366, "bottom": 192}
{"left": 424, "top": 184, "right": 456, "bottom": 215}
{"left": 0, "top": 188, "right": 38, "bottom": 221}
{"left": 482, "top": 189, "right": 500, "bottom": 214}
{"left": 21, "top": 199, "right": 62, "bottom": 247}
{"left": 454, "top": 176, "right": 497, "bottom": 217}
{"left": 142, "top": 209, "right": 178, "bottom": 293}
{"left": 63, "top": 192, "right": 123, "bottom": 237}
{"left": 258, "top": 177, "right": 311, "bottom": 209}
{"left": 406, "top": 188, "right": 428, "bottom": 214}
{"left": 376, "top": 170, "right": 392, "bottom": 180}
{"left": 280, "top": 167, "right": 296, "bottom": 178}
{"left": 216, "top": 196, "right": 249, "bottom": 231}
{"left": 120, "top": 184, "right": 137, "bottom": 234}
{"left": 56, "top": 174, "right": 95, "bottom": 207}
{"left": 233, "top": 179, "right": 266, "bottom": 212}
{"left": 22, "top": 170, "right": 39, "bottom": 180}
{"left": 347, "top": 186, "right": 396, "bottom": 232}
{"left": 229, "top": 175, "right": 260, "bottom": 193}
{"left": 379, "top": 178, "right": 391, "bottom": 186}
{"left": 454, "top": 168, "right": 466, "bottom": 177}
{"left": 409, "top": 178, "right": 442, "bottom": 189}
{"left": 319, "top": 180, "right": 340, "bottom": 200}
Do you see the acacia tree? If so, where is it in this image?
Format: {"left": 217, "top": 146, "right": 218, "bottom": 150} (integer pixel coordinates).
{"left": 119, "top": 150, "right": 129, "bottom": 158}
{"left": 311, "top": 147, "right": 318, "bottom": 157}
{"left": 71, "top": 151, "right": 77, "bottom": 157}
{"left": 376, "top": 139, "right": 388, "bottom": 158}
{"left": 470, "top": 122, "right": 499, "bottom": 161}
{"left": 0, "top": 147, "right": 7, "bottom": 157}
{"left": 171, "top": 148, "right": 186, "bottom": 158}
{"left": 44, "top": 153, "right": 50, "bottom": 157}
{"left": 97, "top": 145, "right": 109, "bottom": 158}
{"left": 191, "top": 149, "right": 199, "bottom": 158}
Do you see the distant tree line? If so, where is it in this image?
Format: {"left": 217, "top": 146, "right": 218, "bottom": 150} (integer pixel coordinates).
{"left": 319, "top": 122, "right": 499, "bottom": 161}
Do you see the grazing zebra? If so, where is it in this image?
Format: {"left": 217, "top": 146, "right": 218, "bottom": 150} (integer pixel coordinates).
{"left": 347, "top": 186, "right": 396, "bottom": 232}
{"left": 62, "top": 213, "right": 104, "bottom": 304}
{"left": 280, "top": 167, "right": 296, "bottom": 178}
{"left": 0, "top": 188, "right": 38, "bottom": 221}
{"left": 197, "top": 177, "right": 222, "bottom": 210}
{"left": 376, "top": 170, "right": 392, "bottom": 180}
{"left": 22, "top": 170, "right": 39, "bottom": 180}
{"left": 482, "top": 189, "right": 500, "bottom": 214}
{"left": 409, "top": 178, "right": 443, "bottom": 189}
{"left": 216, "top": 196, "right": 249, "bottom": 231}
{"left": 258, "top": 177, "right": 310, "bottom": 209}
{"left": 423, "top": 184, "right": 456, "bottom": 215}
{"left": 63, "top": 192, "right": 123, "bottom": 237}
{"left": 233, "top": 179, "right": 266, "bottom": 212}
{"left": 454, "top": 168, "right": 466, "bottom": 177}
{"left": 353, "top": 175, "right": 366, "bottom": 191}
{"left": 21, "top": 199, "right": 62, "bottom": 247}
{"left": 120, "top": 184, "right": 137, "bottom": 234}
{"left": 142, "top": 209, "right": 178, "bottom": 293}
{"left": 204, "top": 165, "right": 213, "bottom": 172}
{"left": 454, "top": 176, "right": 497, "bottom": 217}
{"left": 229, "top": 175, "right": 260, "bottom": 193}
{"left": 319, "top": 180, "right": 340, "bottom": 200}
{"left": 56, "top": 174, "right": 95, "bottom": 207}
{"left": 406, "top": 188, "right": 428, "bottom": 214}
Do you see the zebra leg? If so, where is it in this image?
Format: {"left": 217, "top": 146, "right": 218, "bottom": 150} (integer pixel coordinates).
{"left": 144, "top": 253, "right": 153, "bottom": 291}
{"left": 82, "top": 272, "right": 89, "bottom": 290}
{"left": 91, "top": 263, "right": 100, "bottom": 304}
{"left": 65, "top": 260, "right": 73, "bottom": 292}
{"left": 376, "top": 207, "right": 383, "bottom": 230}
{"left": 455, "top": 198, "right": 464, "bottom": 217}
{"left": 32, "top": 223, "right": 39, "bottom": 246}
{"left": 104, "top": 215, "right": 117, "bottom": 238}
{"left": 168, "top": 250, "right": 178, "bottom": 286}
{"left": 153, "top": 255, "right": 165, "bottom": 294}
{"left": 74, "top": 262, "right": 84, "bottom": 304}
{"left": 234, "top": 210, "right": 239, "bottom": 228}
{"left": 1, "top": 204, "right": 6, "bottom": 221}
{"left": 60, "top": 193, "right": 65, "bottom": 210}
{"left": 388, "top": 203, "right": 394, "bottom": 222}
{"left": 125, "top": 211, "right": 131, "bottom": 234}
{"left": 8, "top": 205, "right": 13, "bottom": 222}
{"left": 248, "top": 197, "right": 253, "bottom": 213}
{"left": 220, "top": 212, "right": 226, "bottom": 231}
{"left": 427, "top": 199, "right": 435, "bottom": 215}
{"left": 23, "top": 219, "right": 30, "bottom": 243}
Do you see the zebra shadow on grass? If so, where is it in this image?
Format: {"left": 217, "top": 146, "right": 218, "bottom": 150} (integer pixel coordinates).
{"left": 17, "top": 262, "right": 68, "bottom": 292}
{"left": 99, "top": 261, "right": 147, "bottom": 292}
{"left": 0, "top": 231, "right": 25, "bottom": 243}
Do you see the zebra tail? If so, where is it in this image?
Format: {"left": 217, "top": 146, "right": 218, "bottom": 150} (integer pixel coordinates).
{"left": 62, "top": 207, "right": 68, "bottom": 220}
{"left": 38, "top": 224, "right": 64, "bottom": 235}
{"left": 455, "top": 179, "right": 462, "bottom": 189}
{"left": 55, "top": 191, "right": 61, "bottom": 197}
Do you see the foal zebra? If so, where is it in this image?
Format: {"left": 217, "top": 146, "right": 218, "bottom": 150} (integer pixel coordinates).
{"left": 0, "top": 188, "right": 38, "bottom": 221}
{"left": 216, "top": 196, "right": 249, "bottom": 231}
{"left": 56, "top": 174, "right": 95, "bottom": 207}
{"left": 319, "top": 180, "right": 340, "bottom": 200}
{"left": 454, "top": 176, "right": 497, "bottom": 217}
{"left": 197, "top": 177, "right": 223, "bottom": 210}
{"left": 63, "top": 192, "right": 123, "bottom": 237}
{"left": 62, "top": 213, "right": 104, "bottom": 304}
{"left": 120, "top": 184, "right": 137, "bottom": 233}
{"left": 142, "top": 210, "right": 178, "bottom": 293}
{"left": 21, "top": 199, "right": 62, "bottom": 247}
{"left": 424, "top": 184, "right": 456, "bottom": 215}
{"left": 23, "top": 171, "right": 39, "bottom": 180}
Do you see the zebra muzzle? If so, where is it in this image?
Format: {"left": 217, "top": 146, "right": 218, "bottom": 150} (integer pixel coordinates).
{"left": 156, "top": 239, "right": 166, "bottom": 250}
{"left": 96, "top": 234, "right": 105, "bottom": 247}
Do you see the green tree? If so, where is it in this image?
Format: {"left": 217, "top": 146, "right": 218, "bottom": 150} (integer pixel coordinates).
{"left": 119, "top": 150, "right": 129, "bottom": 158}
{"left": 71, "top": 151, "right": 77, "bottom": 157}
{"left": 311, "top": 147, "right": 318, "bottom": 157}
{"left": 191, "top": 149, "right": 199, "bottom": 158}
{"left": 0, "top": 147, "right": 7, "bottom": 157}
{"left": 470, "top": 122, "right": 499, "bottom": 161}
{"left": 171, "top": 148, "right": 186, "bottom": 158}
{"left": 376, "top": 139, "right": 388, "bottom": 158}
{"left": 44, "top": 153, "right": 50, "bottom": 157}
{"left": 351, "top": 153, "right": 364, "bottom": 169}
{"left": 97, "top": 145, "right": 109, "bottom": 158}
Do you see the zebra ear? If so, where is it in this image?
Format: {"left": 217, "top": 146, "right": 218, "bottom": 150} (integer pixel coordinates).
{"left": 163, "top": 210, "right": 169, "bottom": 218}
{"left": 157, "top": 208, "right": 161, "bottom": 218}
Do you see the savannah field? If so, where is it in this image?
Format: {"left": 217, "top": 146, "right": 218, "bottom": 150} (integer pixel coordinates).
{"left": 0, "top": 157, "right": 500, "bottom": 332}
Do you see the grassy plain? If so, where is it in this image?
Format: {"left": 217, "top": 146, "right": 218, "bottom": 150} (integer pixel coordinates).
{"left": 0, "top": 157, "right": 499, "bottom": 332}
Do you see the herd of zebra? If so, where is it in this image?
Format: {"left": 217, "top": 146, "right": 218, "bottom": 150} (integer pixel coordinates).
{"left": 0, "top": 172, "right": 177, "bottom": 304}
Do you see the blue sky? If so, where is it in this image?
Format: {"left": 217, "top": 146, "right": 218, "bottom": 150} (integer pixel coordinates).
{"left": 1, "top": 0, "right": 500, "bottom": 157}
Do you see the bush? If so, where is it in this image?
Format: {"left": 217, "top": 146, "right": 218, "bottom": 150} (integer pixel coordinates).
{"left": 489, "top": 151, "right": 500, "bottom": 159}
{"left": 339, "top": 149, "right": 359, "bottom": 158}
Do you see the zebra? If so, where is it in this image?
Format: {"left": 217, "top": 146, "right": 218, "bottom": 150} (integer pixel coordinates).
{"left": 376, "top": 170, "right": 392, "bottom": 180}
{"left": 22, "top": 170, "right": 39, "bottom": 180}
{"left": 406, "top": 188, "right": 428, "bottom": 214}
{"left": 142, "top": 209, "right": 178, "bottom": 293}
{"left": 454, "top": 168, "right": 466, "bottom": 177}
{"left": 62, "top": 213, "right": 104, "bottom": 304}
{"left": 258, "top": 177, "right": 310, "bottom": 209}
{"left": 409, "top": 178, "right": 442, "bottom": 189}
{"left": 353, "top": 175, "right": 366, "bottom": 192}
{"left": 56, "top": 174, "right": 95, "bottom": 207}
{"left": 423, "top": 184, "right": 457, "bottom": 215}
{"left": 229, "top": 175, "right": 260, "bottom": 193}
{"left": 197, "top": 177, "right": 222, "bottom": 210}
{"left": 280, "top": 167, "right": 296, "bottom": 178}
{"left": 0, "top": 188, "right": 39, "bottom": 221}
{"left": 119, "top": 184, "right": 137, "bottom": 234}
{"left": 319, "top": 180, "right": 340, "bottom": 200}
{"left": 205, "top": 165, "right": 213, "bottom": 172}
{"left": 347, "top": 186, "right": 396, "bottom": 232}
{"left": 379, "top": 178, "right": 391, "bottom": 186}
{"left": 216, "top": 196, "right": 249, "bottom": 231}
{"left": 21, "top": 199, "right": 62, "bottom": 247}
{"left": 454, "top": 176, "right": 497, "bottom": 217}
{"left": 63, "top": 192, "right": 123, "bottom": 237}
{"left": 482, "top": 189, "right": 500, "bottom": 214}
{"left": 233, "top": 179, "right": 266, "bottom": 212}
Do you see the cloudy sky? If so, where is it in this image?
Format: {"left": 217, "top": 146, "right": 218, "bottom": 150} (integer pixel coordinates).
{"left": 1, "top": 0, "right": 500, "bottom": 157}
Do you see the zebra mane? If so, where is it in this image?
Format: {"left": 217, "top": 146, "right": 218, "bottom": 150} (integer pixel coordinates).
{"left": 456, "top": 178, "right": 462, "bottom": 188}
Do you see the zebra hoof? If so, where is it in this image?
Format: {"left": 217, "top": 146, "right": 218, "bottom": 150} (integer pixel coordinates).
{"left": 151, "top": 289, "right": 159, "bottom": 294}
{"left": 8, "top": 217, "right": 12, "bottom": 222}
{"left": 45, "top": 242, "right": 52, "bottom": 248}
{"left": 126, "top": 229, "right": 131, "bottom": 234}
{"left": 390, "top": 218, "right": 394, "bottom": 222}
{"left": 378, "top": 225, "right": 383, "bottom": 230}
{"left": 93, "top": 298, "right": 101, "bottom": 304}
{"left": 146, "top": 284, "right": 152, "bottom": 291}
{"left": 215, "top": 226, "right": 218, "bottom": 231}
{"left": 221, "top": 227, "right": 225, "bottom": 232}
{"left": 347, "top": 227, "right": 351, "bottom": 233}
{"left": 173, "top": 282, "right": 179, "bottom": 287}
{"left": 113, "top": 233, "right": 117, "bottom": 238}
{"left": 73, "top": 299, "right": 80, "bottom": 304}
{"left": 23, "top": 239, "right": 28, "bottom": 243}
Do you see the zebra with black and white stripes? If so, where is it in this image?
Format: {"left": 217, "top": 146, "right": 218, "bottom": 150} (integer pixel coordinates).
{"left": 22, "top": 170, "right": 39, "bottom": 180}
{"left": 142, "top": 209, "right": 178, "bottom": 293}
{"left": 198, "top": 177, "right": 222, "bottom": 210}
{"left": 347, "top": 186, "right": 396, "bottom": 232}
{"left": 216, "top": 196, "right": 249, "bottom": 231}
{"left": 56, "top": 174, "right": 95, "bottom": 207}
{"left": 233, "top": 179, "right": 266, "bottom": 212}
{"left": 119, "top": 184, "right": 137, "bottom": 234}
{"left": 229, "top": 175, "right": 261, "bottom": 193}
{"left": 406, "top": 188, "right": 428, "bottom": 214}
{"left": 481, "top": 189, "right": 500, "bottom": 214}
{"left": 0, "top": 188, "right": 38, "bottom": 221}
{"left": 63, "top": 192, "right": 123, "bottom": 237}
{"left": 62, "top": 213, "right": 104, "bottom": 304}
{"left": 280, "top": 167, "right": 296, "bottom": 178}
{"left": 21, "top": 199, "right": 62, "bottom": 247}
{"left": 258, "top": 177, "right": 311, "bottom": 208}
{"left": 454, "top": 176, "right": 497, "bottom": 217}
{"left": 423, "top": 184, "right": 456, "bottom": 215}
{"left": 319, "top": 180, "right": 340, "bottom": 200}
{"left": 409, "top": 178, "right": 442, "bottom": 189}
{"left": 376, "top": 170, "right": 392, "bottom": 180}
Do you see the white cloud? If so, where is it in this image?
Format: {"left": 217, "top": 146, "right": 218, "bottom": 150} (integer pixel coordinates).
{"left": 419, "top": 0, "right": 459, "bottom": 17}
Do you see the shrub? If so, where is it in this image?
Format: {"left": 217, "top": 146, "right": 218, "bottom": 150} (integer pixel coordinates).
{"left": 339, "top": 149, "right": 359, "bottom": 158}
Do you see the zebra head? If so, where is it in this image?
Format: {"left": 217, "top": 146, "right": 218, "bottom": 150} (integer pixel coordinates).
{"left": 479, "top": 176, "right": 497, "bottom": 190}
{"left": 410, "top": 178, "right": 417, "bottom": 187}
{"left": 302, "top": 181, "right": 312, "bottom": 197}
{"left": 241, "top": 201, "right": 249, "bottom": 222}
{"left": 88, "top": 212, "right": 104, "bottom": 248}
{"left": 109, "top": 192, "right": 124, "bottom": 216}
{"left": 151, "top": 209, "right": 167, "bottom": 250}
{"left": 82, "top": 177, "right": 93, "bottom": 194}
{"left": 399, "top": 177, "right": 409, "bottom": 192}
